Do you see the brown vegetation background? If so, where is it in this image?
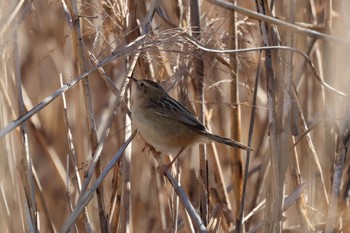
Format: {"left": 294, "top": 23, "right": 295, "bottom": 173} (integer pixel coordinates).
{"left": 1, "top": 0, "right": 350, "bottom": 232}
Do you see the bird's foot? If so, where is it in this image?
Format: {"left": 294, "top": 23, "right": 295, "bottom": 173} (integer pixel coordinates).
{"left": 156, "top": 162, "right": 173, "bottom": 176}
{"left": 141, "top": 142, "right": 158, "bottom": 154}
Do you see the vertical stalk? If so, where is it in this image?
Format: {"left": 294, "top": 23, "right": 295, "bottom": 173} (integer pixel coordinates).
{"left": 190, "top": 0, "right": 208, "bottom": 224}
{"left": 70, "top": 0, "right": 109, "bottom": 231}
{"left": 13, "top": 30, "right": 38, "bottom": 233}
{"left": 228, "top": 0, "right": 242, "bottom": 222}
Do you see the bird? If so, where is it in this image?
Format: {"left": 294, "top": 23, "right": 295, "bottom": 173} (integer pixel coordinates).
{"left": 128, "top": 77, "right": 252, "bottom": 166}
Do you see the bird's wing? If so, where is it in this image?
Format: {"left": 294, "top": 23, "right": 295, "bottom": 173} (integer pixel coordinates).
{"left": 147, "top": 95, "right": 206, "bottom": 131}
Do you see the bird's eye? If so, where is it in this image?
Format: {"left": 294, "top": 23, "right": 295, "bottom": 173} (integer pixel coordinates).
{"left": 137, "top": 82, "right": 146, "bottom": 91}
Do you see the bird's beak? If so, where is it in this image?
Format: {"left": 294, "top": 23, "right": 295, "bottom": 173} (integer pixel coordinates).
{"left": 127, "top": 76, "right": 137, "bottom": 82}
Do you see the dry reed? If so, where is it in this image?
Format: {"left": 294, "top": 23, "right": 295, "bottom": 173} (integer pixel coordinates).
{"left": 1, "top": 0, "right": 350, "bottom": 232}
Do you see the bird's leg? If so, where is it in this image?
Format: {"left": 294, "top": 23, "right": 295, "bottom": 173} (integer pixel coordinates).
{"left": 142, "top": 142, "right": 156, "bottom": 154}
{"left": 157, "top": 147, "right": 185, "bottom": 175}
{"left": 138, "top": 133, "right": 159, "bottom": 154}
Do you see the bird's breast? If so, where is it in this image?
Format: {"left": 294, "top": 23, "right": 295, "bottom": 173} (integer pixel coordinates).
{"left": 131, "top": 106, "right": 200, "bottom": 155}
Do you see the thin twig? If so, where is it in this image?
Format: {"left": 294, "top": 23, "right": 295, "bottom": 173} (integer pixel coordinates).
{"left": 70, "top": 0, "right": 109, "bottom": 229}
{"left": 150, "top": 149, "right": 208, "bottom": 233}
{"left": 291, "top": 86, "right": 329, "bottom": 204}
{"left": 0, "top": 34, "right": 146, "bottom": 138}
{"left": 60, "top": 131, "right": 136, "bottom": 233}
{"left": 0, "top": 0, "right": 27, "bottom": 39}
{"left": 13, "top": 30, "right": 38, "bottom": 232}
{"left": 237, "top": 52, "right": 261, "bottom": 231}
{"left": 207, "top": 0, "right": 348, "bottom": 43}
{"left": 190, "top": 0, "right": 208, "bottom": 225}
{"left": 228, "top": 0, "right": 243, "bottom": 222}
{"left": 60, "top": 75, "right": 83, "bottom": 232}
{"left": 182, "top": 34, "right": 348, "bottom": 98}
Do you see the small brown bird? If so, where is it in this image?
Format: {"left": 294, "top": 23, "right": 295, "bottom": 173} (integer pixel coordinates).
{"left": 129, "top": 77, "right": 252, "bottom": 164}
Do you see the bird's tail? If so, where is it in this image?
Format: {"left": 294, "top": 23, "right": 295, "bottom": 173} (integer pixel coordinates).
{"left": 203, "top": 133, "right": 254, "bottom": 151}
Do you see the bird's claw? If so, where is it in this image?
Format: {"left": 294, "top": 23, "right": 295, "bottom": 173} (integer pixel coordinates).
{"left": 156, "top": 163, "right": 172, "bottom": 176}
{"left": 142, "top": 142, "right": 157, "bottom": 154}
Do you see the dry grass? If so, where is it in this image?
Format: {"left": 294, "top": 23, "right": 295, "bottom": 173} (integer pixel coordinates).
{"left": 1, "top": 0, "right": 350, "bottom": 232}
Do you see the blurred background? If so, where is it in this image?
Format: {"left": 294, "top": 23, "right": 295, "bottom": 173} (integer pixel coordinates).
{"left": 1, "top": 0, "right": 350, "bottom": 232}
